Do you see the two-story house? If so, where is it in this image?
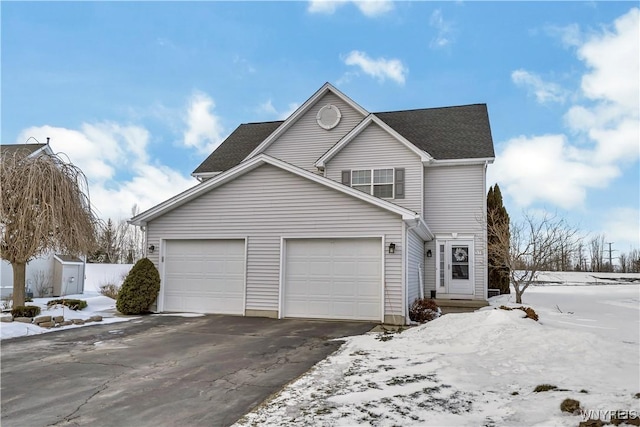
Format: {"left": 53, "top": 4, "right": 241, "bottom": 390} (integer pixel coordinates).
{"left": 130, "top": 83, "right": 495, "bottom": 325}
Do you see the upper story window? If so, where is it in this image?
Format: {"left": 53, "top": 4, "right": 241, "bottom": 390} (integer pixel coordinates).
{"left": 352, "top": 168, "right": 394, "bottom": 198}
{"left": 341, "top": 168, "right": 405, "bottom": 199}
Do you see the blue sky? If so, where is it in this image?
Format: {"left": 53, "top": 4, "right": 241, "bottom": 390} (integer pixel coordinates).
{"left": 2, "top": 1, "right": 639, "bottom": 255}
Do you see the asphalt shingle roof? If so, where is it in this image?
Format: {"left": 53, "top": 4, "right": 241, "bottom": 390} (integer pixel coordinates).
{"left": 192, "top": 104, "right": 494, "bottom": 174}
{"left": 192, "top": 121, "right": 283, "bottom": 175}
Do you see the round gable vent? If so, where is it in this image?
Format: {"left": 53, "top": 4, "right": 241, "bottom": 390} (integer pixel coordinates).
{"left": 316, "top": 104, "right": 342, "bottom": 130}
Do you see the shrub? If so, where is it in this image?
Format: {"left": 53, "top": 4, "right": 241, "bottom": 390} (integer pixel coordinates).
{"left": 533, "top": 384, "right": 557, "bottom": 392}
{"left": 99, "top": 283, "right": 120, "bottom": 300}
{"left": 409, "top": 298, "right": 441, "bottom": 323}
{"left": 46, "top": 299, "right": 88, "bottom": 311}
{"left": 116, "top": 258, "right": 160, "bottom": 315}
{"left": 11, "top": 305, "right": 41, "bottom": 318}
{"left": 560, "top": 398, "right": 581, "bottom": 414}
{"left": 499, "top": 305, "right": 539, "bottom": 321}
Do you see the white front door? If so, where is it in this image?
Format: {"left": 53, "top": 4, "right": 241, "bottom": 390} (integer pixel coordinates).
{"left": 438, "top": 239, "right": 474, "bottom": 296}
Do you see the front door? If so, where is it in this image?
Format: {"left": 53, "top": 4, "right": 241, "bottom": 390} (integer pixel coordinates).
{"left": 438, "top": 240, "right": 474, "bottom": 296}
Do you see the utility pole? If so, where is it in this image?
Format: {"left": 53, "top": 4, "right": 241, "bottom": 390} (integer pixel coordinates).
{"left": 605, "top": 242, "right": 617, "bottom": 272}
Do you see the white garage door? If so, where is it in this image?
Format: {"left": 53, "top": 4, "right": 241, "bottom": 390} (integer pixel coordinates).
{"left": 284, "top": 238, "right": 382, "bottom": 321}
{"left": 163, "top": 239, "right": 245, "bottom": 314}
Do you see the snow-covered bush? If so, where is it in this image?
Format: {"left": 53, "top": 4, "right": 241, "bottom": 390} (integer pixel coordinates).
{"left": 46, "top": 299, "right": 87, "bottom": 311}
{"left": 409, "top": 298, "right": 441, "bottom": 323}
{"left": 116, "top": 258, "right": 160, "bottom": 315}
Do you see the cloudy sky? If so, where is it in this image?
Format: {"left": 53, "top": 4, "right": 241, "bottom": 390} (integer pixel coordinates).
{"left": 2, "top": 2, "right": 638, "bottom": 253}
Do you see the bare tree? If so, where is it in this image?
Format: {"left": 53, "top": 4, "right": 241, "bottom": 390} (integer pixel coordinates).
{"left": 1, "top": 151, "right": 99, "bottom": 306}
{"left": 488, "top": 210, "right": 580, "bottom": 303}
{"left": 589, "top": 234, "right": 605, "bottom": 272}
{"left": 31, "top": 269, "right": 53, "bottom": 297}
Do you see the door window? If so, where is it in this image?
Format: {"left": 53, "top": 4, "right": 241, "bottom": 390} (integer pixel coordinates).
{"left": 451, "top": 246, "right": 469, "bottom": 280}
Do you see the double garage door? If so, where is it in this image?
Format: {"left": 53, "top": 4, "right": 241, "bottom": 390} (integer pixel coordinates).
{"left": 162, "top": 238, "right": 382, "bottom": 321}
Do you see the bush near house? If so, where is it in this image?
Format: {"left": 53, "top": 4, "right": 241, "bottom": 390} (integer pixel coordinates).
{"left": 11, "top": 305, "right": 41, "bottom": 318}
{"left": 116, "top": 258, "right": 160, "bottom": 315}
{"left": 46, "top": 299, "right": 88, "bottom": 311}
{"left": 409, "top": 298, "right": 441, "bottom": 323}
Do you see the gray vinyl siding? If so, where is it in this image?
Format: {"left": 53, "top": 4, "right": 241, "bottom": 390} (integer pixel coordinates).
{"left": 146, "top": 164, "right": 405, "bottom": 316}
{"left": 264, "top": 92, "right": 365, "bottom": 172}
{"left": 325, "top": 123, "right": 423, "bottom": 215}
{"left": 407, "top": 229, "right": 424, "bottom": 306}
{"left": 423, "top": 164, "right": 486, "bottom": 299}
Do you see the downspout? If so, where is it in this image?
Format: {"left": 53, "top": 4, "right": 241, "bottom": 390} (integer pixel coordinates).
{"left": 405, "top": 216, "right": 421, "bottom": 325}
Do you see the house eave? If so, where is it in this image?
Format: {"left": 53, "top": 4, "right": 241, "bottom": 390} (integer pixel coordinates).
{"left": 423, "top": 157, "right": 495, "bottom": 167}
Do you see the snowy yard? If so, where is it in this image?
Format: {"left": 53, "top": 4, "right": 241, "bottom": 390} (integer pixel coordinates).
{"left": 235, "top": 276, "right": 640, "bottom": 426}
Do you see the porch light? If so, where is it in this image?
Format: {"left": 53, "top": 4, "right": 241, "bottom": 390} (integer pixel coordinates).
{"left": 148, "top": 245, "right": 155, "bottom": 253}
{"left": 388, "top": 243, "right": 396, "bottom": 254}
{"left": 426, "top": 249, "right": 432, "bottom": 258}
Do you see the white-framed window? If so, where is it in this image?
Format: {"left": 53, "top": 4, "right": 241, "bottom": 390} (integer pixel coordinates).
{"left": 351, "top": 168, "right": 394, "bottom": 198}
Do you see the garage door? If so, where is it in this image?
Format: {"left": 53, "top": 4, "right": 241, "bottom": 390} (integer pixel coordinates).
{"left": 284, "top": 238, "right": 382, "bottom": 321}
{"left": 163, "top": 239, "right": 245, "bottom": 314}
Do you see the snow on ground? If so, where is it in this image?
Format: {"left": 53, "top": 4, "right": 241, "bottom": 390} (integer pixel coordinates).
{"left": 0, "top": 294, "right": 134, "bottom": 340}
{"left": 235, "top": 279, "right": 640, "bottom": 426}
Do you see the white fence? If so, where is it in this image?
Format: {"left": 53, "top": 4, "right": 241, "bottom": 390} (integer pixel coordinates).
{"left": 84, "top": 263, "right": 134, "bottom": 294}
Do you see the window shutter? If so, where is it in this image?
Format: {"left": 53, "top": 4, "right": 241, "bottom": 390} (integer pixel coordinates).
{"left": 342, "top": 170, "right": 351, "bottom": 186}
{"left": 395, "top": 168, "right": 405, "bottom": 199}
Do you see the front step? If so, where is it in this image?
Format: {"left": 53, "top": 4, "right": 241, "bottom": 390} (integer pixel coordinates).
{"left": 435, "top": 298, "right": 489, "bottom": 314}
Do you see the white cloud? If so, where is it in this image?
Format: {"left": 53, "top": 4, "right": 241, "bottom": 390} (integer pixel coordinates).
{"left": 429, "top": 9, "right": 454, "bottom": 49}
{"left": 489, "top": 134, "right": 619, "bottom": 209}
{"left": 342, "top": 50, "right": 407, "bottom": 85}
{"left": 511, "top": 69, "right": 569, "bottom": 104}
{"left": 496, "top": 8, "right": 639, "bottom": 211}
{"left": 16, "top": 124, "right": 195, "bottom": 221}
{"left": 600, "top": 207, "right": 640, "bottom": 251}
{"left": 257, "top": 99, "right": 278, "bottom": 116}
{"left": 183, "top": 91, "right": 226, "bottom": 155}
{"left": 308, "top": 0, "right": 393, "bottom": 17}
{"left": 256, "top": 100, "right": 300, "bottom": 120}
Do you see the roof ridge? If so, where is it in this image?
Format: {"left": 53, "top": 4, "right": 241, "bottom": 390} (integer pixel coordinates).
{"left": 374, "top": 103, "right": 486, "bottom": 115}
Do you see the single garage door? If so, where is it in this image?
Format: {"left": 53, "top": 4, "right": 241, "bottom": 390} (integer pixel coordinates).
{"left": 284, "top": 238, "right": 382, "bottom": 321}
{"left": 163, "top": 239, "right": 245, "bottom": 314}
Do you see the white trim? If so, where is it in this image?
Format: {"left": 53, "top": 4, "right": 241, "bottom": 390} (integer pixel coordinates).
{"left": 380, "top": 235, "right": 386, "bottom": 324}
{"left": 402, "top": 221, "right": 407, "bottom": 324}
{"left": 243, "top": 237, "right": 249, "bottom": 316}
{"left": 52, "top": 255, "right": 84, "bottom": 265}
{"left": 279, "top": 236, "right": 385, "bottom": 322}
{"left": 130, "top": 154, "right": 422, "bottom": 225}
{"left": 315, "top": 115, "right": 432, "bottom": 169}
{"left": 425, "top": 157, "right": 495, "bottom": 167}
{"left": 278, "top": 236, "right": 285, "bottom": 319}
{"left": 245, "top": 83, "right": 368, "bottom": 160}
{"left": 191, "top": 171, "right": 222, "bottom": 181}
{"left": 158, "top": 239, "right": 166, "bottom": 312}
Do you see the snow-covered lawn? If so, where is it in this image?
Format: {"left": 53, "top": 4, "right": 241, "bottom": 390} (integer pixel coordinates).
{"left": 235, "top": 281, "right": 640, "bottom": 426}
{"left": 0, "top": 294, "right": 133, "bottom": 340}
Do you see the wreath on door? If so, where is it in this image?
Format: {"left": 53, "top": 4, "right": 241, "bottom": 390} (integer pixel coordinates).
{"left": 453, "top": 247, "right": 468, "bottom": 262}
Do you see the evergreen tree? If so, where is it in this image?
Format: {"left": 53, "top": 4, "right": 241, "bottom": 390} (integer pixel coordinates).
{"left": 487, "top": 184, "right": 510, "bottom": 294}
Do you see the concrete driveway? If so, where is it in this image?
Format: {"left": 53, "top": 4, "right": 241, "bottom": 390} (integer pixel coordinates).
{"left": 1, "top": 314, "right": 374, "bottom": 427}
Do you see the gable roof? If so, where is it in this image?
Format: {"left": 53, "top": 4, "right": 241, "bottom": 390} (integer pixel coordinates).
{"left": 242, "top": 83, "right": 369, "bottom": 162}
{"left": 192, "top": 121, "right": 283, "bottom": 176}
{"left": 134, "top": 153, "right": 432, "bottom": 240}
{"left": 192, "top": 101, "right": 495, "bottom": 175}
{"left": 315, "top": 114, "right": 433, "bottom": 169}
{"left": 0, "top": 143, "right": 53, "bottom": 159}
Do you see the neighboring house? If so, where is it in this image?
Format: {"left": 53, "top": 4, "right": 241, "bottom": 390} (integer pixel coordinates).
{"left": 131, "top": 83, "right": 495, "bottom": 325}
{"left": 0, "top": 142, "right": 87, "bottom": 298}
